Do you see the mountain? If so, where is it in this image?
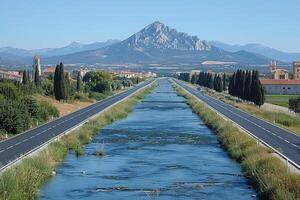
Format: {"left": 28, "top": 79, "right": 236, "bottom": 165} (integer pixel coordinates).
{"left": 44, "top": 21, "right": 272, "bottom": 65}
{"left": 210, "top": 41, "right": 300, "bottom": 62}
{"left": 0, "top": 40, "right": 119, "bottom": 58}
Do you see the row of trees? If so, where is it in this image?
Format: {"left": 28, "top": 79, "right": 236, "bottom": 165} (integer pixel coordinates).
{"left": 177, "top": 69, "right": 265, "bottom": 106}
{"left": 178, "top": 72, "right": 226, "bottom": 92}
{"left": 197, "top": 72, "right": 226, "bottom": 92}
{"left": 228, "top": 70, "right": 265, "bottom": 106}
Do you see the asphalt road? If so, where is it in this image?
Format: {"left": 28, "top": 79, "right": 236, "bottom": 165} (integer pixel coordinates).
{"left": 0, "top": 79, "right": 154, "bottom": 170}
{"left": 174, "top": 79, "right": 300, "bottom": 169}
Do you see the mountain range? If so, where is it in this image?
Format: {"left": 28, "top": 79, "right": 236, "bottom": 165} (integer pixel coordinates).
{"left": 209, "top": 41, "right": 300, "bottom": 63}
{"left": 0, "top": 21, "right": 297, "bottom": 67}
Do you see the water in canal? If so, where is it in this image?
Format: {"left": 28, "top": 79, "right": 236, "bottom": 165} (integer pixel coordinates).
{"left": 39, "top": 79, "right": 256, "bottom": 200}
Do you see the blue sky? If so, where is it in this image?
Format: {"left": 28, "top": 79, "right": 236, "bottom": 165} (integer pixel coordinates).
{"left": 0, "top": 0, "right": 299, "bottom": 52}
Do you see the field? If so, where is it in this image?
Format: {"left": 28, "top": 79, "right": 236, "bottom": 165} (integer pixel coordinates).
{"left": 265, "top": 95, "right": 298, "bottom": 107}
{"left": 34, "top": 94, "right": 95, "bottom": 116}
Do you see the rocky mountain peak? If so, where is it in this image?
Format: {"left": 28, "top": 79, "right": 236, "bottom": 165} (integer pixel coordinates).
{"left": 122, "top": 21, "right": 211, "bottom": 51}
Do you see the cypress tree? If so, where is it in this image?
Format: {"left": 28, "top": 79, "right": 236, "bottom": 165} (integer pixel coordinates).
{"left": 76, "top": 72, "right": 81, "bottom": 92}
{"left": 34, "top": 66, "right": 40, "bottom": 86}
{"left": 241, "top": 71, "right": 246, "bottom": 100}
{"left": 191, "top": 73, "right": 198, "bottom": 84}
{"left": 54, "top": 65, "right": 60, "bottom": 100}
{"left": 26, "top": 70, "right": 30, "bottom": 82}
{"left": 245, "top": 71, "right": 252, "bottom": 101}
{"left": 65, "top": 72, "right": 70, "bottom": 100}
{"left": 222, "top": 73, "right": 226, "bottom": 91}
{"left": 213, "top": 74, "right": 217, "bottom": 90}
{"left": 252, "top": 78, "right": 264, "bottom": 106}
{"left": 22, "top": 70, "right": 27, "bottom": 85}
{"left": 232, "top": 72, "right": 237, "bottom": 96}
{"left": 59, "top": 62, "right": 66, "bottom": 100}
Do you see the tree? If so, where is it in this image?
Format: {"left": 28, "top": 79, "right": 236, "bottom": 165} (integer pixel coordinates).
{"left": 252, "top": 78, "right": 264, "bottom": 106}
{"left": 83, "top": 71, "right": 112, "bottom": 93}
{"left": 76, "top": 72, "right": 82, "bottom": 92}
{"left": 222, "top": 73, "right": 226, "bottom": 91}
{"left": 54, "top": 65, "right": 60, "bottom": 100}
{"left": 214, "top": 75, "right": 223, "bottom": 92}
{"left": 34, "top": 67, "right": 41, "bottom": 87}
{"left": 241, "top": 71, "right": 246, "bottom": 99}
{"left": 59, "top": 63, "right": 66, "bottom": 100}
{"left": 289, "top": 96, "right": 300, "bottom": 113}
{"left": 244, "top": 71, "right": 252, "bottom": 101}
{"left": 191, "top": 73, "right": 198, "bottom": 84}
{"left": 22, "top": 70, "right": 28, "bottom": 85}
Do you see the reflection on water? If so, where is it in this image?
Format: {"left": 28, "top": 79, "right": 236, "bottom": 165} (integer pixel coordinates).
{"left": 39, "top": 79, "right": 256, "bottom": 200}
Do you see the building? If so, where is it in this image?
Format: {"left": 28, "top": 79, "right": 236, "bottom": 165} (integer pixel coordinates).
{"left": 260, "top": 79, "right": 300, "bottom": 94}
{"left": 109, "top": 70, "right": 156, "bottom": 79}
{"left": 269, "top": 61, "right": 289, "bottom": 80}
{"left": 43, "top": 67, "right": 56, "bottom": 76}
{"left": 293, "top": 61, "right": 300, "bottom": 80}
{"left": 0, "top": 70, "right": 22, "bottom": 82}
{"left": 72, "top": 68, "right": 91, "bottom": 78}
{"left": 33, "top": 55, "right": 41, "bottom": 77}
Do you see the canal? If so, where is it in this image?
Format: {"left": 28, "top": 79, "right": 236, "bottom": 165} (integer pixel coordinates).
{"left": 39, "top": 79, "right": 256, "bottom": 200}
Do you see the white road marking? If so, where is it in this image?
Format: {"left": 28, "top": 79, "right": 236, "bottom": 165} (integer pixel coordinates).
{"left": 182, "top": 84, "right": 300, "bottom": 150}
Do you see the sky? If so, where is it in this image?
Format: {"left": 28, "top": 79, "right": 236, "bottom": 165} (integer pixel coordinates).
{"left": 0, "top": 0, "right": 300, "bottom": 52}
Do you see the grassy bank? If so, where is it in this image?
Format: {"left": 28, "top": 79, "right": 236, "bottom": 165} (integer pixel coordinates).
{"left": 265, "top": 95, "right": 297, "bottom": 108}
{"left": 201, "top": 87, "right": 300, "bottom": 136}
{"left": 173, "top": 83, "right": 300, "bottom": 200}
{"left": 0, "top": 82, "right": 156, "bottom": 200}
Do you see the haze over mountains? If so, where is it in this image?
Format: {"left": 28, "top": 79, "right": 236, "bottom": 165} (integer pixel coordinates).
{"left": 209, "top": 41, "right": 300, "bottom": 63}
{"left": 0, "top": 21, "right": 296, "bottom": 67}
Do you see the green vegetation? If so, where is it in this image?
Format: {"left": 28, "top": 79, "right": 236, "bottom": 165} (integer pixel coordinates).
{"left": 288, "top": 95, "right": 300, "bottom": 113}
{"left": 173, "top": 83, "right": 300, "bottom": 200}
{"left": 265, "top": 95, "right": 297, "bottom": 107}
{"left": 0, "top": 64, "right": 147, "bottom": 137}
{"left": 202, "top": 87, "right": 300, "bottom": 136}
{"left": 178, "top": 69, "right": 264, "bottom": 106}
{"left": 0, "top": 81, "right": 59, "bottom": 135}
{"left": 82, "top": 71, "right": 113, "bottom": 93}
{"left": 228, "top": 70, "right": 264, "bottom": 106}
{"left": 0, "top": 82, "right": 155, "bottom": 200}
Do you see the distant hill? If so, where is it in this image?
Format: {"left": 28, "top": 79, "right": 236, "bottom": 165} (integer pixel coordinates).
{"left": 0, "top": 40, "right": 119, "bottom": 65}
{"left": 210, "top": 41, "right": 300, "bottom": 63}
{"left": 44, "top": 21, "right": 273, "bottom": 65}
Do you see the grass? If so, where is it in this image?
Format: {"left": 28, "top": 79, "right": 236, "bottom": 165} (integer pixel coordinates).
{"left": 201, "top": 87, "right": 300, "bottom": 136}
{"left": 265, "top": 95, "right": 298, "bottom": 107}
{"left": 173, "top": 83, "right": 300, "bottom": 200}
{"left": 0, "top": 82, "right": 156, "bottom": 200}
